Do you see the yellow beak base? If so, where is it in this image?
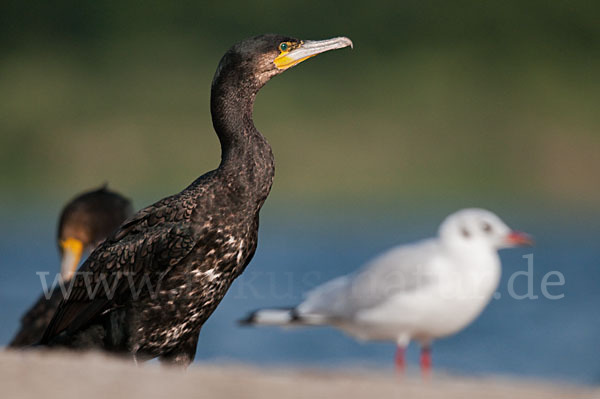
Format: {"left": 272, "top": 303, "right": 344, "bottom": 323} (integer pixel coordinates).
{"left": 60, "top": 238, "right": 84, "bottom": 280}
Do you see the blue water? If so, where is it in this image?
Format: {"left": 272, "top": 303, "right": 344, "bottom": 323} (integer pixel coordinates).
{"left": 1, "top": 206, "right": 599, "bottom": 384}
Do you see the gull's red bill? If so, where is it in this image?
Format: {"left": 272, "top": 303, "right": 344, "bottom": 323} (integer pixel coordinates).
{"left": 506, "top": 231, "right": 534, "bottom": 246}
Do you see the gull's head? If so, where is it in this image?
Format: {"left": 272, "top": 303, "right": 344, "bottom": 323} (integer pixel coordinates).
{"left": 438, "top": 208, "right": 533, "bottom": 252}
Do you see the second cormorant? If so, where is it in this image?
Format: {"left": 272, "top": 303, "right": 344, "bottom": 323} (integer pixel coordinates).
{"left": 9, "top": 185, "right": 133, "bottom": 347}
{"left": 40, "top": 34, "right": 353, "bottom": 366}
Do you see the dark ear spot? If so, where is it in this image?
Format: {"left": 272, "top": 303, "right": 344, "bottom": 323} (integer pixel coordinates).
{"left": 461, "top": 227, "right": 471, "bottom": 238}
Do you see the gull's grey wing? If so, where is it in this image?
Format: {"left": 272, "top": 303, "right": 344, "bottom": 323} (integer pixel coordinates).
{"left": 297, "top": 239, "right": 440, "bottom": 319}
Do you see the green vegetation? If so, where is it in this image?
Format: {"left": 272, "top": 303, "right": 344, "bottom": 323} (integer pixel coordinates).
{"left": 1, "top": 1, "right": 599, "bottom": 210}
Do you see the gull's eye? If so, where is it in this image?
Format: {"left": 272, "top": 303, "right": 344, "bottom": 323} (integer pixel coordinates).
{"left": 279, "top": 42, "right": 289, "bottom": 52}
{"left": 482, "top": 222, "right": 493, "bottom": 234}
{"left": 461, "top": 227, "right": 471, "bottom": 238}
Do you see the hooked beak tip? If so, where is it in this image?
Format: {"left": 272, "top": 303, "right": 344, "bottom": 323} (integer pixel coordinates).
{"left": 337, "top": 37, "right": 353, "bottom": 49}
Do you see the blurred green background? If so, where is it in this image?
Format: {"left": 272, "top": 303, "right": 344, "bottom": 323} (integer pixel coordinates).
{"left": 1, "top": 0, "right": 599, "bottom": 212}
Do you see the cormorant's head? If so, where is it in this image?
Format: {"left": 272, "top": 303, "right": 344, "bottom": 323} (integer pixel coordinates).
{"left": 57, "top": 185, "right": 133, "bottom": 280}
{"left": 212, "top": 34, "right": 353, "bottom": 90}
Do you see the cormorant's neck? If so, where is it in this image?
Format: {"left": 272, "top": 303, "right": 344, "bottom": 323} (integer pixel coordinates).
{"left": 210, "top": 70, "right": 274, "bottom": 202}
{"left": 211, "top": 79, "right": 258, "bottom": 164}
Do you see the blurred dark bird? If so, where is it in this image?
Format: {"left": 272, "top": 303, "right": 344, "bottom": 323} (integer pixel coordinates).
{"left": 40, "top": 34, "right": 352, "bottom": 366}
{"left": 9, "top": 185, "right": 133, "bottom": 347}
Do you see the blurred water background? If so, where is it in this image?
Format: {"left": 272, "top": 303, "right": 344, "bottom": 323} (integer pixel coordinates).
{"left": 1, "top": 0, "right": 599, "bottom": 385}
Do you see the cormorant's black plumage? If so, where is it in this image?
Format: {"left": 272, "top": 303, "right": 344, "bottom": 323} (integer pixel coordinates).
{"left": 40, "top": 34, "right": 352, "bottom": 366}
{"left": 9, "top": 186, "right": 132, "bottom": 347}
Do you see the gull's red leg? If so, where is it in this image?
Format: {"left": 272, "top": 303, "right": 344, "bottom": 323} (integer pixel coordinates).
{"left": 395, "top": 345, "right": 406, "bottom": 374}
{"left": 420, "top": 345, "right": 432, "bottom": 378}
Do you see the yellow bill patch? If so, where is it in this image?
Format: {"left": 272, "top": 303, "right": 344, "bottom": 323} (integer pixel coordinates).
{"left": 60, "top": 237, "right": 84, "bottom": 279}
{"left": 273, "top": 52, "right": 317, "bottom": 70}
{"left": 61, "top": 237, "right": 84, "bottom": 255}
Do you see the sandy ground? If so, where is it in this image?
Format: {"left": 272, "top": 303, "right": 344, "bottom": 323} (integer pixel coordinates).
{"left": 1, "top": 349, "right": 597, "bottom": 399}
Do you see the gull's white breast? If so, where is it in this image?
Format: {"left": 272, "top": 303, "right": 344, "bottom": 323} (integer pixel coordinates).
{"left": 337, "top": 245, "right": 501, "bottom": 342}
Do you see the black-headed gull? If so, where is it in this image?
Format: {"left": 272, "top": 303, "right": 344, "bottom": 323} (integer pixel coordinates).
{"left": 240, "top": 208, "right": 533, "bottom": 374}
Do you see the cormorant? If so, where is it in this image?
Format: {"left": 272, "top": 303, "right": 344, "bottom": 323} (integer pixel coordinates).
{"left": 9, "top": 186, "right": 133, "bottom": 347}
{"left": 40, "top": 34, "right": 353, "bottom": 366}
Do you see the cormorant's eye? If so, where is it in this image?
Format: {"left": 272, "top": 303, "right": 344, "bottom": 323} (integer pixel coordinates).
{"left": 279, "top": 42, "right": 289, "bottom": 52}
{"left": 482, "top": 222, "right": 493, "bottom": 233}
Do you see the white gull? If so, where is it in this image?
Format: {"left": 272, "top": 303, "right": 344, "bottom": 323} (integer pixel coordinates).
{"left": 241, "top": 208, "right": 533, "bottom": 374}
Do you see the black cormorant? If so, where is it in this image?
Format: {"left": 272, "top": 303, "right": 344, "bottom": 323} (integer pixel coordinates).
{"left": 9, "top": 186, "right": 133, "bottom": 347}
{"left": 40, "top": 34, "right": 352, "bottom": 366}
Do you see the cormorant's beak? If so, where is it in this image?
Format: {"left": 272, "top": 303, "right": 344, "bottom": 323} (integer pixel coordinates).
{"left": 59, "top": 238, "right": 84, "bottom": 280}
{"left": 274, "top": 37, "right": 353, "bottom": 70}
{"left": 505, "top": 231, "right": 534, "bottom": 247}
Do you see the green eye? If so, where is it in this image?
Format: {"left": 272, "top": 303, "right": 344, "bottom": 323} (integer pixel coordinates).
{"left": 279, "top": 42, "right": 289, "bottom": 52}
